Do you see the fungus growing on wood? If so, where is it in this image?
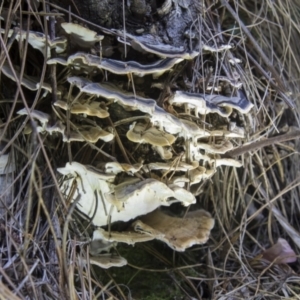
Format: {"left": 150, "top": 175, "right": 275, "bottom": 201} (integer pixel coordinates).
{"left": 169, "top": 91, "right": 232, "bottom": 117}
{"left": 48, "top": 52, "right": 183, "bottom": 78}
{"left": 58, "top": 163, "right": 196, "bottom": 227}
{"left": 54, "top": 100, "right": 109, "bottom": 119}
{"left": 152, "top": 145, "right": 173, "bottom": 160}
{"left": 17, "top": 108, "right": 113, "bottom": 142}
{"left": 17, "top": 108, "right": 66, "bottom": 135}
{"left": 68, "top": 76, "right": 156, "bottom": 115}
{"left": 97, "top": 161, "right": 142, "bottom": 175}
{"left": 118, "top": 32, "right": 199, "bottom": 59}
{"left": 62, "top": 126, "right": 114, "bottom": 143}
{"left": 58, "top": 162, "right": 115, "bottom": 225}
{"left": 179, "top": 119, "right": 211, "bottom": 145}
{"left": 133, "top": 209, "right": 215, "bottom": 251}
{"left": 169, "top": 90, "right": 253, "bottom": 117}
{"left": 150, "top": 106, "right": 183, "bottom": 134}
{"left": 2, "top": 63, "right": 52, "bottom": 92}
{"left": 195, "top": 140, "right": 234, "bottom": 154}
{"left": 126, "top": 122, "right": 176, "bottom": 146}
{"left": 93, "top": 228, "right": 155, "bottom": 245}
{"left": 189, "top": 166, "right": 210, "bottom": 185}
{"left": 17, "top": 108, "right": 50, "bottom": 128}
{"left": 105, "top": 178, "right": 195, "bottom": 220}
{"left": 89, "top": 237, "right": 117, "bottom": 256}
{"left": 61, "top": 22, "right": 104, "bottom": 48}
{"left": 80, "top": 254, "right": 127, "bottom": 269}
{"left": 1, "top": 28, "right": 67, "bottom": 57}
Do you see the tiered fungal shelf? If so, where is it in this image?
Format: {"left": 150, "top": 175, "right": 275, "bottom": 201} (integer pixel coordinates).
{"left": 3, "top": 17, "right": 253, "bottom": 267}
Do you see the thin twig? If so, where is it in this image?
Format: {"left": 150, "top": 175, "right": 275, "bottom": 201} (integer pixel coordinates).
{"left": 225, "top": 129, "right": 300, "bottom": 157}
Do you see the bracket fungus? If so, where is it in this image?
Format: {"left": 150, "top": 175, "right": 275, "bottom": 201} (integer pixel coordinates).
{"left": 67, "top": 76, "right": 156, "bottom": 115}
{"left": 58, "top": 162, "right": 196, "bottom": 227}
{"left": 1, "top": 28, "right": 66, "bottom": 57}
{"left": 80, "top": 254, "right": 127, "bottom": 269}
{"left": 17, "top": 108, "right": 113, "bottom": 143}
{"left": 48, "top": 52, "right": 183, "bottom": 78}
{"left": 117, "top": 32, "right": 199, "bottom": 59}
{"left": 169, "top": 91, "right": 231, "bottom": 117}
{"left": 17, "top": 109, "right": 66, "bottom": 135}
{"left": 93, "top": 227, "right": 155, "bottom": 245}
{"left": 195, "top": 140, "right": 234, "bottom": 154}
{"left": 91, "top": 209, "right": 214, "bottom": 252}
{"left": 97, "top": 161, "right": 142, "bottom": 175}
{"left": 150, "top": 106, "right": 183, "bottom": 134}
{"left": 2, "top": 63, "right": 52, "bottom": 93}
{"left": 169, "top": 90, "right": 253, "bottom": 117}
{"left": 61, "top": 22, "right": 104, "bottom": 48}
{"left": 179, "top": 119, "right": 211, "bottom": 145}
{"left": 126, "top": 122, "right": 176, "bottom": 146}
{"left": 4, "top": 12, "right": 256, "bottom": 267}
{"left": 212, "top": 157, "right": 243, "bottom": 168}
{"left": 133, "top": 210, "right": 215, "bottom": 251}
{"left": 17, "top": 108, "right": 49, "bottom": 128}
{"left": 152, "top": 145, "right": 173, "bottom": 160}
{"left": 62, "top": 126, "right": 114, "bottom": 143}
{"left": 54, "top": 100, "right": 109, "bottom": 119}
{"left": 105, "top": 178, "right": 195, "bottom": 221}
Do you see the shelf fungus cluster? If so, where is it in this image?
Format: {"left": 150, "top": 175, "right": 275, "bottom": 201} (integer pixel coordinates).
{"left": 8, "top": 20, "right": 253, "bottom": 268}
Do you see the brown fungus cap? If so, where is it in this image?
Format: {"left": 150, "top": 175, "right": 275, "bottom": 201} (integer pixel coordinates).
{"left": 126, "top": 122, "right": 176, "bottom": 146}
{"left": 133, "top": 210, "right": 215, "bottom": 251}
{"left": 62, "top": 126, "right": 114, "bottom": 143}
{"left": 67, "top": 76, "right": 156, "bottom": 115}
{"left": 1, "top": 28, "right": 66, "bottom": 57}
{"left": 2, "top": 63, "right": 52, "bottom": 92}
{"left": 54, "top": 100, "right": 109, "bottom": 119}
{"left": 79, "top": 254, "right": 127, "bottom": 269}
{"left": 48, "top": 52, "right": 183, "bottom": 78}
{"left": 93, "top": 228, "right": 155, "bottom": 245}
{"left": 61, "top": 22, "right": 104, "bottom": 48}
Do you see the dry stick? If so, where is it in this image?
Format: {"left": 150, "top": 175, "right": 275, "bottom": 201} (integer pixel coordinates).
{"left": 48, "top": 7, "right": 58, "bottom": 106}
{"left": 62, "top": 194, "right": 81, "bottom": 295}
{"left": 122, "top": 0, "right": 127, "bottom": 58}
{"left": 221, "top": 0, "right": 295, "bottom": 109}
{"left": 43, "top": 7, "right": 63, "bottom": 288}
{"left": 20, "top": 11, "right": 64, "bottom": 16}
{"left": 107, "top": 117, "right": 131, "bottom": 165}
{"left": 41, "top": 3, "right": 68, "bottom": 297}
{"left": 225, "top": 129, "right": 300, "bottom": 158}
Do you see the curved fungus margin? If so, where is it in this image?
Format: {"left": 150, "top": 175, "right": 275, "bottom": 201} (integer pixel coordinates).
{"left": 7, "top": 10, "right": 255, "bottom": 267}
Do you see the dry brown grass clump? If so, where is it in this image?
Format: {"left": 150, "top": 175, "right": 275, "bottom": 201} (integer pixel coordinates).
{"left": 0, "top": 0, "right": 300, "bottom": 299}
